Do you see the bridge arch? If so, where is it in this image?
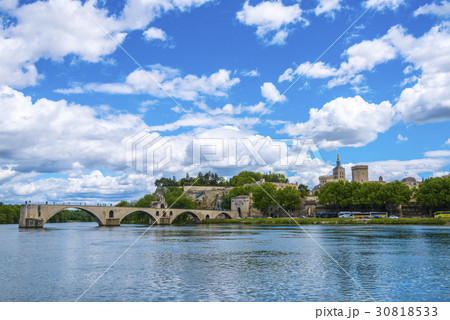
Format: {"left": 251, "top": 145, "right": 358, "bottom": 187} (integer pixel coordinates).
{"left": 120, "top": 210, "right": 157, "bottom": 225}
{"left": 44, "top": 206, "right": 102, "bottom": 226}
{"left": 218, "top": 212, "right": 233, "bottom": 219}
{"left": 173, "top": 211, "right": 201, "bottom": 223}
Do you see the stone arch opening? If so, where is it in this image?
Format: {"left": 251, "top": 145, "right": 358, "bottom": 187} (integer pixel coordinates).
{"left": 238, "top": 207, "right": 241, "bottom": 217}
{"left": 120, "top": 210, "right": 156, "bottom": 225}
{"left": 206, "top": 215, "right": 210, "bottom": 219}
{"left": 46, "top": 207, "right": 101, "bottom": 226}
{"left": 172, "top": 211, "right": 201, "bottom": 224}
{"left": 109, "top": 210, "right": 114, "bottom": 218}
{"left": 215, "top": 212, "right": 233, "bottom": 219}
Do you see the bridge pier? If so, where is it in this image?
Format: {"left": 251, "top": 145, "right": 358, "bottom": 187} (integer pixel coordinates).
{"left": 104, "top": 218, "right": 121, "bottom": 226}
{"left": 19, "top": 204, "right": 43, "bottom": 228}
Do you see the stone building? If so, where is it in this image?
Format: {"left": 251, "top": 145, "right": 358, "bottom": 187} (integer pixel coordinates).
{"left": 352, "top": 165, "right": 369, "bottom": 183}
{"left": 231, "top": 195, "right": 251, "bottom": 218}
{"left": 150, "top": 195, "right": 167, "bottom": 209}
{"left": 401, "top": 177, "right": 421, "bottom": 189}
{"left": 315, "top": 155, "right": 346, "bottom": 191}
{"left": 333, "top": 155, "right": 346, "bottom": 181}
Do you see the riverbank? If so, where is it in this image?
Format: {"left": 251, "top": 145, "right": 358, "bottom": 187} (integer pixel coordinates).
{"left": 199, "top": 217, "right": 450, "bottom": 225}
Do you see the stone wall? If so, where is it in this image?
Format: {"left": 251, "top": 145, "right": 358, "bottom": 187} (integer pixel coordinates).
{"left": 183, "top": 186, "right": 233, "bottom": 210}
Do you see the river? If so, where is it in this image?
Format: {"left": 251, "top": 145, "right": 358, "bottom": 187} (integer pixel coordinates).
{"left": 0, "top": 223, "right": 448, "bottom": 301}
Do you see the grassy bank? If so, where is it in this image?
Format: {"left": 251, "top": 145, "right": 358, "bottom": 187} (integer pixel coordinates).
{"left": 202, "top": 217, "right": 449, "bottom": 226}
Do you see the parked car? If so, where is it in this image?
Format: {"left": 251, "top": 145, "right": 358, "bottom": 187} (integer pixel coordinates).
{"left": 338, "top": 211, "right": 352, "bottom": 218}
{"left": 299, "top": 215, "right": 307, "bottom": 219}
{"left": 389, "top": 215, "right": 399, "bottom": 219}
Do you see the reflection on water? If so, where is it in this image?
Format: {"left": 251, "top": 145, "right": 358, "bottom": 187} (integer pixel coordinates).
{"left": 0, "top": 223, "right": 448, "bottom": 301}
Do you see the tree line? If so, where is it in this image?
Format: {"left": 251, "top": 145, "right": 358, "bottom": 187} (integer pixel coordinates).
{"left": 318, "top": 176, "right": 450, "bottom": 213}
{"left": 318, "top": 180, "right": 412, "bottom": 212}
{"left": 47, "top": 210, "right": 95, "bottom": 223}
{"left": 154, "top": 171, "right": 288, "bottom": 187}
{"left": 0, "top": 203, "right": 20, "bottom": 224}
{"left": 155, "top": 171, "right": 229, "bottom": 187}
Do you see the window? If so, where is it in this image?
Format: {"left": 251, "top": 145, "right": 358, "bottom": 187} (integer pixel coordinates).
{"left": 109, "top": 210, "right": 114, "bottom": 218}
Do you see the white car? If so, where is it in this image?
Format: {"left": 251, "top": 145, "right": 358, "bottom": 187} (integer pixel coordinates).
{"left": 339, "top": 211, "right": 352, "bottom": 218}
{"left": 389, "top": 215, "right": 399, "bottom": 219}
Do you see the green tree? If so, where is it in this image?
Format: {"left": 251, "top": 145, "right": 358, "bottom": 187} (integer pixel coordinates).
{"left": 352, "top": 182, "right": 383, "bottom": 210}
{"left": 164, "top": 187, "right": 198, "bottom": 209}
{"left": 135, "top": 194, "right": 157, "bottom": 207}
{"left": 378, "top": 181, "right": 413, "bottom": 213}
{"left": 48, "top": 210, "right": 94, "bottom": 223}
{"left": 116, "top": 200, "right": 130, "bottom": 207}
{"left": 318, "top": 181, "right": 349, "bottom": 210}
{"left": 276, "top": 186, "right": 302, "bottom": 211}
{"left": 230, "top": 171, "right": 263, "bottom": 186}
{"left": 155, "top": 177, "right": 178, "bottom": 187}
{"left": 416, "top": 177, "right": 450, "bottom": 214}
{"left": 252, "top": 182, "right": 277, "bottom": 214}
{"left": 297, "top": 184, "right": 310, "bottom": 198}
{"left": 263, "top": 173, "right": 287, "bottom": 183}
{"left": 0, "top": 204, "right": 20, "bottom": 224}
{"left": 179, "top": 172, "right": 196, "bottom": 186}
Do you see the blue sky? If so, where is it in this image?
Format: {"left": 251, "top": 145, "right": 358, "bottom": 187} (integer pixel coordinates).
{"left": 0, "top": 0, "right": 449, "bottom": 203}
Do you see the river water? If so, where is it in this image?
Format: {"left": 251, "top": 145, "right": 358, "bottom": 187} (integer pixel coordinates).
{"left": 0, "top": 223, "right": 448, "bottom": 302}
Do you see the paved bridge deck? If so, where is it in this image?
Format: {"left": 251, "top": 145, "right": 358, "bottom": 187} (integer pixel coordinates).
{"left": 19, "top": 204, "right": 239, "bottom": 228}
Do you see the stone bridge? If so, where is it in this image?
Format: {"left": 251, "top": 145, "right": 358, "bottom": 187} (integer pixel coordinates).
{"left": 19, "top": 204, "right": 239, "bottom": 228}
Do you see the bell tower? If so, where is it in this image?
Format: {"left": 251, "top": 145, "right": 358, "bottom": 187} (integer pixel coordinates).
{"left": 333, "top": 154, "right": 346, "bottom": 181}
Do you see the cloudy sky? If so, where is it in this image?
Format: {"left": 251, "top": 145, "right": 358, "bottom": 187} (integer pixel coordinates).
{"left": 0, "top": 0, "right": 449, "bottom": 203}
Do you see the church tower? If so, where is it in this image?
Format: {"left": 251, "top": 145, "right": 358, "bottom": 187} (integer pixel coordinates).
{"left": 333, "top": 154, "right": 346, "bottom": 181}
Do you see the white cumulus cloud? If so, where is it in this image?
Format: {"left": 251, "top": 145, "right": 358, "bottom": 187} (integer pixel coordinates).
{"left": 278, "top": 62, "right": 337, "bottom": 82}
{"left": 143, "top": 27, "right": 167, "bottom": 41}
{"left": 387, "top": 23, "right": 450, "bottom": 123}
{"left": 0, "top": 0, "right": 212, "bottom": 88}
{"left": 315, "top": 0, "right": 342, "bottom": 16}
{"left": 236, "top": 0, "right": 306, "bottom": 45}
{"left": 414, "top": 1, "right": 450, "bottom": 17}
{"left": 261, "top": 82, "right": 286, "bottom": 103}
{"left": 278, "top": 96, "right": 395, "bottom": 150}
{"left": 57, "top": 65, "right": 240, "bottom": 101}
{"left": 363, "top": 0, "right": 404, "bottom": 11}
{"left": 424, "top": 150, "right": 450, "bottom": 157}
{"left": 0, "top": 86, "right": 145, "bottom": 174}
